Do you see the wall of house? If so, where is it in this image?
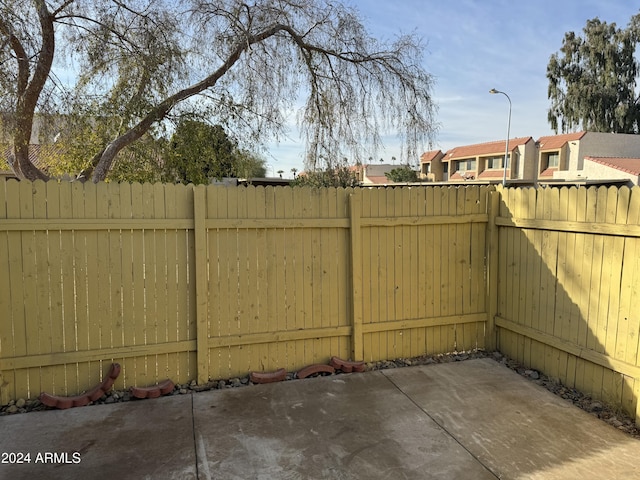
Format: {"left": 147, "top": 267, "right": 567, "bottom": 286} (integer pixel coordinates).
{"left": 581, "top": 159, "right": 638, "bottom": 185}
{"left": 562, "top": 140, "right": 582, "bottom": 171}
{"left": 519, "top": 141, "right": 538, "bottom": 180}
{"left": 430, "top": 156, "right": 445, "bottom": 181}
{"left": 362, "top": 164, "right": 398, "bottom": 183}
{"left": 581, "top": 132, "right": 640, "bottom": 159}
{"left": 551, "top": 143, "right": 578, "bottom": 180}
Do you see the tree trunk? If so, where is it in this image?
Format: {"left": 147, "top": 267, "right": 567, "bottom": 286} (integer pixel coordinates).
{"left": 6, "top": 0, "right": 56, "bottom": 182}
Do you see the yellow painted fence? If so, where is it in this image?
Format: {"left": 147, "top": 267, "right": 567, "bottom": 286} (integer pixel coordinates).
{"left": 0, "top": 180, "right": 490, "bottom": 404}
{"left": 2, "top": 180, "right": 639, "bottom": 424}
{"left": 496, "top": 186, "right": 640, "bottom": 423}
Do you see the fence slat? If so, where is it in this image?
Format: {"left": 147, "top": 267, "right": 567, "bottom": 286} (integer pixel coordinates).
{"left": 350, "top": 192, "right": 363, "bottom": 360}
{"left": 193, "top": 186, "right": 208, "bottom": 384}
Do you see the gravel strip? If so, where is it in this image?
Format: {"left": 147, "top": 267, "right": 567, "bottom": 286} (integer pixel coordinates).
{"left": 2, "top": 350, "right": 638, "bottom": 439}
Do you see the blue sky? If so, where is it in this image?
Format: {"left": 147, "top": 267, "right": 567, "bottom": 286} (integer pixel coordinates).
{"left": 266, "top": 0, "right": 640, "bottom": 177}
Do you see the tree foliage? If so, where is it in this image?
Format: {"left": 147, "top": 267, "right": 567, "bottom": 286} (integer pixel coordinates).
{"left": 384, "top": 165, "right": 418, "bottom": 183}
{"left": 547, "top": 13, "right": 640, "bottom": 133}
{"left": 108, "top": 134, "right": 167, "bottom": 184}
{"left": 0, "top": 0, "right": 437, "bottom": 183}
{"left": 291, "top": 165, "right": 358, "bottom": 188}
{"left": 161, "top": 119, "right": 266, "bottom": 184}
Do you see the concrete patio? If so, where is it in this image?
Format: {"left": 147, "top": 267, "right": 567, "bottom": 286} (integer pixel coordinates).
{"left": 1, "top": 358, "right": 638, "bottom": 479}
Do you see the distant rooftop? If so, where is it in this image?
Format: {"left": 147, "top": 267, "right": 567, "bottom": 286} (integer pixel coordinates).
{"left": 536, "top": 132, "right": 586, "bottom": 150}
{"left": 586, "top": 156, "right": 640, "bottom": 176}
{"left": 444, "top": 137, "right": 533, "bottom": 160}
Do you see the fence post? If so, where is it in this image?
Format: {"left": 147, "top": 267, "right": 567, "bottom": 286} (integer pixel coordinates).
{"left": 349, "top": 192, "right": 364, "bottom": 361}
{"left": 485, "top": 188, "right": 500, "bottom": 352}
{"left": 635, "top": 379, "right": 640, "bottom": 426}
{"left": 193, "top": 185, "right": 209, "bottom": 384}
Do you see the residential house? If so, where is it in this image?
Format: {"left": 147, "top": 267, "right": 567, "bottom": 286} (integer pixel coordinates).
{"left": 356, "top": 163, "right": 405, "bottom": 185}
{"left": 419, "top": 150, "right": 445, "bottom": 181}
{"left": 537, "top": 131, "right": 640, "bottom": 185}
{"left": 420, "top": 137, "right": 536, "bottom": 183}
{"left": 420, "top": 131, "right": 640, "bottom": 186}
{"left": 580, "top": 157, "right": 640, "bottom": 185}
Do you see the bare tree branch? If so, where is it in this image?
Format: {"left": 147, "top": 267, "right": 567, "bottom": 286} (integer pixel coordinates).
{"left": 1, "top": 0, "right": 437, "bottom": 183}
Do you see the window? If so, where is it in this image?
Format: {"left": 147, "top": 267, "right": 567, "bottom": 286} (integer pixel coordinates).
{"left": 456, "top": 159, "right": 476, "bottom": 171}
{"left": 547, "top": 152, "right": 559, "bottom": 168}
{"left": 486, "top": 156, "right": 503, "bottom": 169}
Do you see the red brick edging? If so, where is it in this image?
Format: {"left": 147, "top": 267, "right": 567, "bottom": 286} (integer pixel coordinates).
{"left": 129, "top": 379, "right": 175, "bottom": 399}
{"left": 329, "top": 356, "right": 365, "bottom": 373}
{"left": 250, "top": 368, "right": 288, "bottom": 384}
{"left": 296, "top": 364, "right": 336, "bottom": 379}
{"left": 39, "top": 363, "right": 121, "bottom": 410}
{"left": 249, "top": 358, "right": 366, "bottom": 385}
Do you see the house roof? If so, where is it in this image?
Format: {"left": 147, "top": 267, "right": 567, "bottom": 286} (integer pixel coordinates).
{"left": 585, "top": 156, "right": 640, "bottom": 176}
{"left": 537, "top": 132, "right": 586, "bottom": 151}
{"left": 1, "top": 144, "right": 63, "bottom": 171}
{"left": 478, "top": 169, "right": 505, "bottom": 179}
{"left": 449, "top": 171, "right": 477, "bottom": 181}
{"left": 444, "top": 137, "right": 532, "bottom": 161}
{"left": 420, "top": 150, "right": 443, "bottom": 163}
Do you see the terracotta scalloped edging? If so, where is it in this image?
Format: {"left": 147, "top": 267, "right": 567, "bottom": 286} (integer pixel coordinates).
{"left": 250, "top": 368, "right": 287, "bottom": 384}
{"left": 129, "top": 379, "right": 175, "bottom": 399}
{"left": 296, "top": 364, "right": 336, "bottom": 379}
{"left": 39, "top": 363, "right": 121, "bottom": 410}
{"left": 330, "top": 356, "right": 365, "bottom": 373}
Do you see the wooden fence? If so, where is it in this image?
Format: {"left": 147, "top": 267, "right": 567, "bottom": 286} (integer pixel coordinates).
{"left": 0, "top": 180, "right": 490, "bottom": 404}
{"left": 2, "top": 180, "right": 639, "bottom": 424}
{"left": 495, "top": 186, "right": 640, "bottom": 423}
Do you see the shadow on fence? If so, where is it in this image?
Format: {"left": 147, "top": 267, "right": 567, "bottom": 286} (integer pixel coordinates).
{"left": 495, "top": 186, "right": 640, "bottom": 424}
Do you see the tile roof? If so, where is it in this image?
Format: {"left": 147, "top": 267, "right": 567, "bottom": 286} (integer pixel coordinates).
{"left": 444, "top": 137, "right": 532, "bottom": 160}
{"left": 1, "top": 144, "right": 64, "bottom": 171}
{"left": 420, "top": 150, "right": 443, "bottom": 163}
{"left": 539, "top": 167, "right": 557, "bottom": 177}
{"left": 478, "top": 169, "right": 506, "bottom": 179}
{"left": 537, "top": 132, "right": 585, "bottom": 151}
{"left": 449, "top": 171, "right": 475, "bottom": 181}
{"left": 585, "top": 156, "right": 640, "bottom": 176}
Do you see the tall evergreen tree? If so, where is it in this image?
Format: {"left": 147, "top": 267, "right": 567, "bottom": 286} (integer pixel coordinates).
{"left": 547, "top": 13, "right": 640, "bottom": 133}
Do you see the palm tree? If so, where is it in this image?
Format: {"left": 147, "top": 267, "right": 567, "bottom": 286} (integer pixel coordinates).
{"left": 291, "top": 167, "right": 298, "bottom": 178}
{"left": 277, "top": 170, "right": 284, "bottom": 178}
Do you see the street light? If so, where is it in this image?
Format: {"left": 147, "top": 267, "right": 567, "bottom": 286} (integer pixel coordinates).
{"left": 489, "top": 88, "right": 511, "bottom": 187}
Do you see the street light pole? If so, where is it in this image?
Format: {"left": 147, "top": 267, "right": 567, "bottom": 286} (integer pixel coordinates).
{"left": 489, "top": 88, "right": 512, "bottom": 187}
